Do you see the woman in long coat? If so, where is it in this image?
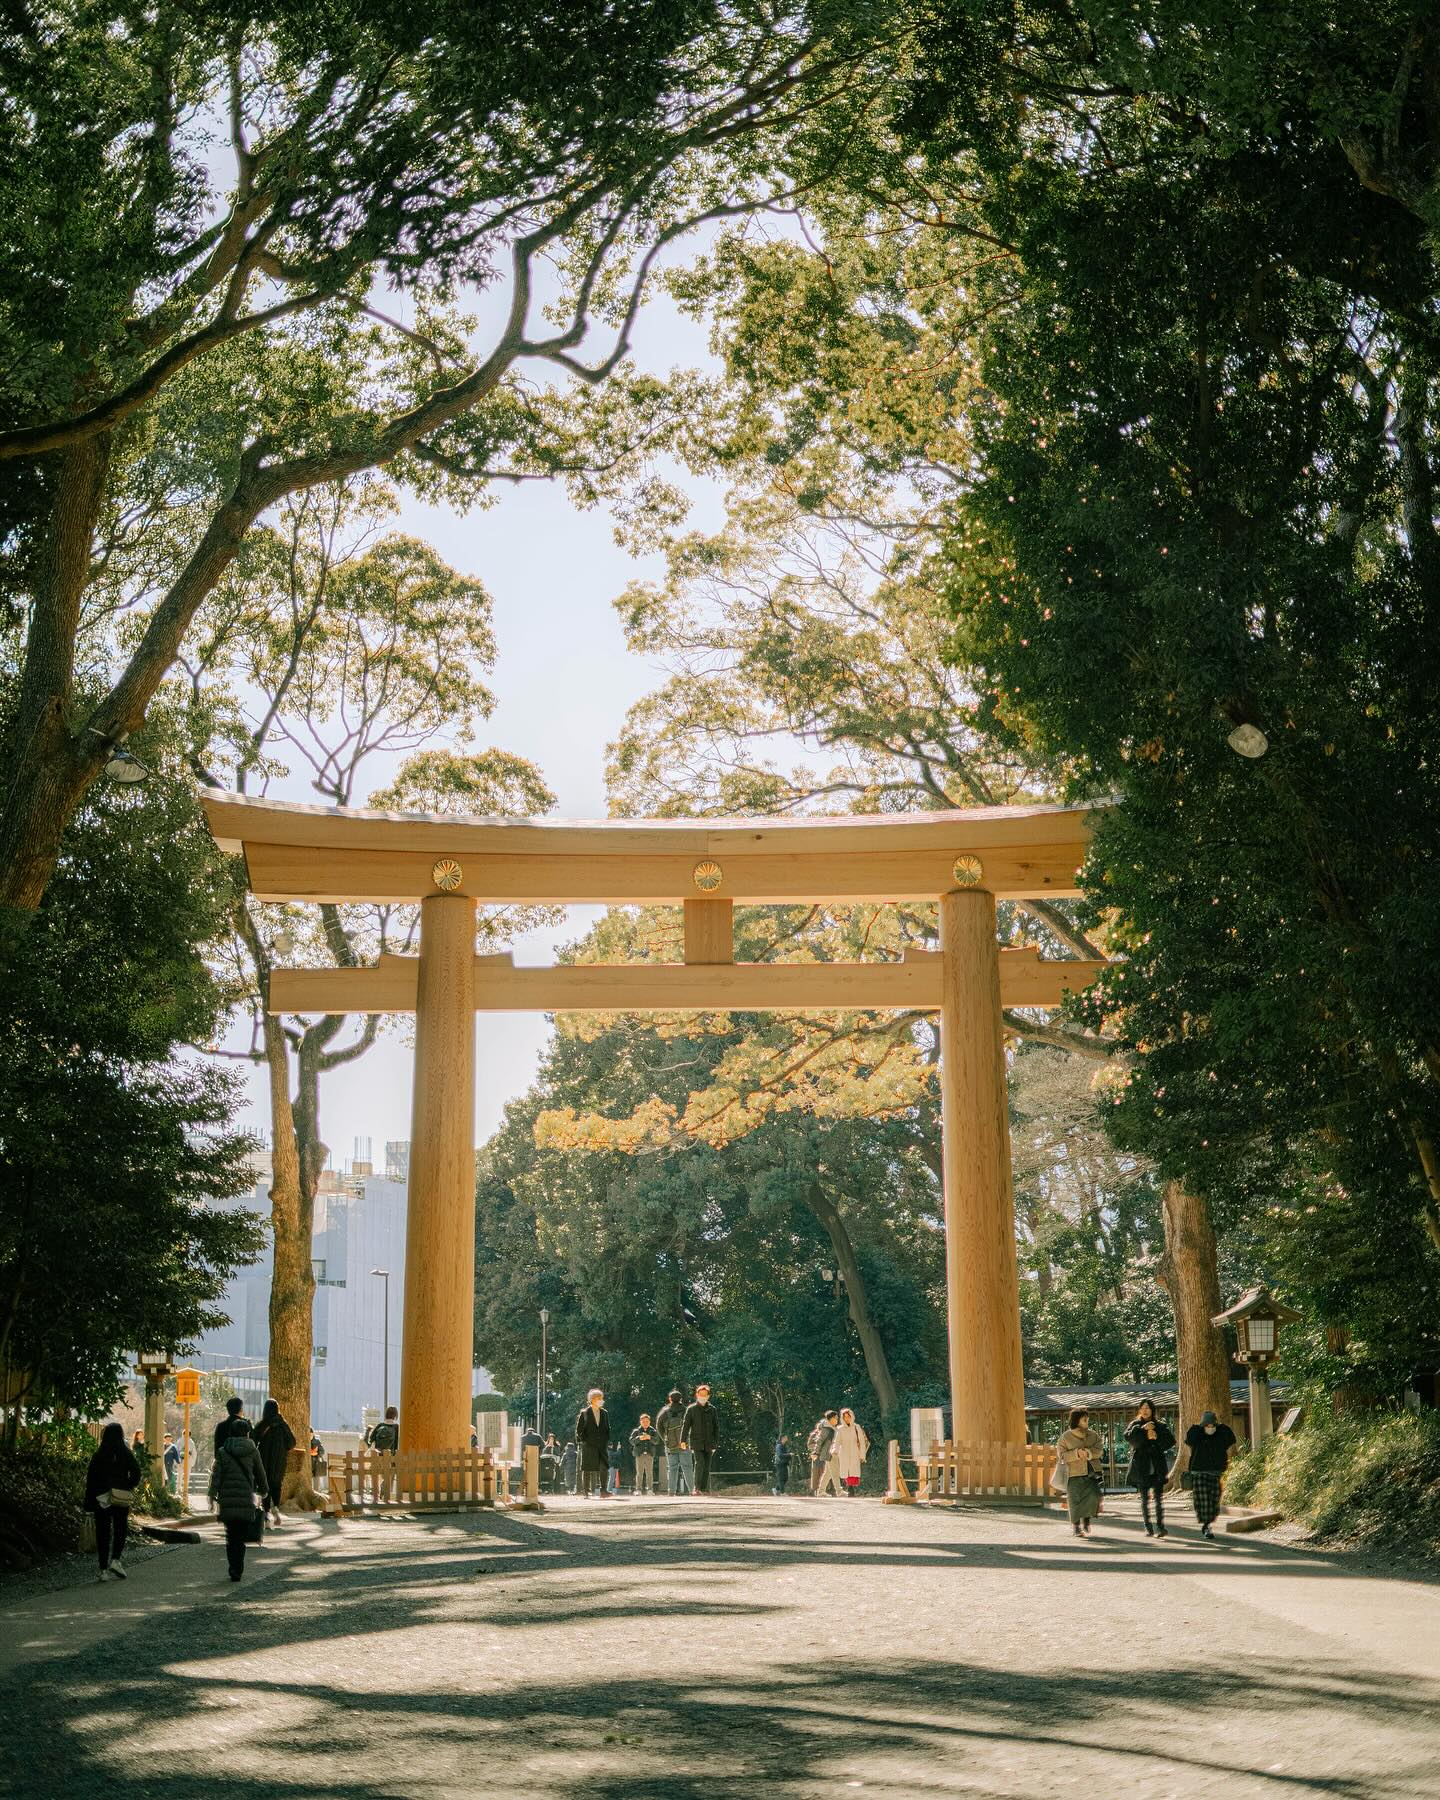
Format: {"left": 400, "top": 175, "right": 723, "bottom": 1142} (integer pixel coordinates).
{"left": 574, "top": 1388, "right": 611, "bottom": 1498}
{"left": 207, "top": 1418, "right": 270, "bottom": 1581}
{"left": 829, "top": 1409, "right": 870, "bottom": 1494}
{"left": 1056, "top": 1407, "right": 1105, "bottom": 1537}
{"left": 1124, "top": 1399, "right": 1175, "bottom": 1538}
{"left": 253, "top": 1397, "right": 296, "bottom": 1523}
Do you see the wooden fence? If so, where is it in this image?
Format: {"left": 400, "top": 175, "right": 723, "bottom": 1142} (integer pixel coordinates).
{"left": 331, "top": 1447, "right": 501, "bottom": 1510}
{"left": 921, "top": 1440, "right": 1056, "bottom": 1503}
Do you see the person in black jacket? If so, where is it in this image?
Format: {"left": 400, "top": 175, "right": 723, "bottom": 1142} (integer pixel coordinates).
{"left": 84, "top": 1422, "right": 143, "bottom": 1582}
{"left": 681, "top": 1384, "right": 720, "bottom": 1494}
{"left": 1184, "top": 1410, "right": 1237, "bottom": 1541}
{"left": 1124, "top": 1399, "right": 1175, "bottom": 1538}
{"left": 213, "top": 1395, "right": 247, "bottom": 1452}
{"left": 575, "top": 1389, "right": 611, "bottom": 1498}
{"left": 773, "top": 1434, "right": 792, "bottom": 1496}
{"left": 253, "top": 1398, "right": 296, "bottom": 1524}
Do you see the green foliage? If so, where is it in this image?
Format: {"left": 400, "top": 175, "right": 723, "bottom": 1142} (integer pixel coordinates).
{"left": 0, "top": 1447, "right": 87, "bottom": 1571}
{"left": 1224, "top": 1411, "right": 1440, "bottom": 1560}
{"left": 475, "top": 932, "right": 948, "bottom": 1459}
{"left": 0, "top": 715, "right": 262, "bottom": 1416}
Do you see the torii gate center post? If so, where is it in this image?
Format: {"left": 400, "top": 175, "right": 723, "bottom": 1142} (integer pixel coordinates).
{"left": 203, "top": 791, "right": 1105, "bottom": 1457}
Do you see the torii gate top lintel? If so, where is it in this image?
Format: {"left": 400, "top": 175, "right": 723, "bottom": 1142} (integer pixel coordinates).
{"left": 200, "top": 788, "right": 1099, "bottom": 906}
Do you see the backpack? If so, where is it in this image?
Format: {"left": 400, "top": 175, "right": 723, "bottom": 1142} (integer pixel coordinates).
{"left": 370, "top": 1422, "right": 399, "bottom": 1454}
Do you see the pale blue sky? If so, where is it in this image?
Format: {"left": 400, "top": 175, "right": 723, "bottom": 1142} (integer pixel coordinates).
{"left": 224, "top": 284, "right": 729, "bottom": 1161}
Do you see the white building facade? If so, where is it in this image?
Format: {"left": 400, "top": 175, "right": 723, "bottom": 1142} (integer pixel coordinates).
{"left": 195, "top": 1140, "right": 492, "bottom": 1429}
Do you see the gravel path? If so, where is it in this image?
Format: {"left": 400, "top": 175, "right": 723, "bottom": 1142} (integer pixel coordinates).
{"left": 1, "top": 1494, "right": 1437, "bottom": 1799}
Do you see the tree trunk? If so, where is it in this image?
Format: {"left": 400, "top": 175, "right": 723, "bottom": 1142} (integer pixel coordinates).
{"left": 262, "top": 1014, "right": 325, "bottom": 1511}
{"left": 805, "top": 1185, "right": 901, "bottom": 1421}
{"left": 1155, "top": 1180, "right": 1233, "bottom": 1463}
{"left": 0, "top": 437, "right": 112, "bottom": 921}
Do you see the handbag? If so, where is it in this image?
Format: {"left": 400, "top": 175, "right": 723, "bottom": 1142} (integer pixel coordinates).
{"left": 243, "top": 1505, "right": 266, "bottom": 1545}
{"left": 98, "top": 1486, "right": 134, "bottom": 1508}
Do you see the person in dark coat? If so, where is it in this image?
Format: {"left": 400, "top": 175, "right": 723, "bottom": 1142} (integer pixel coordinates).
{"left": 1184, "top": 1410, "right": 1237, "bottom": 1541}
{"left": 213, "top": 1395, "right": 247, "bottom": 1452}
{"left": 207, "top": 1417, "right": 270, "bottom": 1581}
{"left": 1124, "top": 1399, "right": 1175, "bottom": 1538}
{"left": 681, "top": 1384, "right": 720, "bottom": 1494}
{"left": 561, "top": 1439, "right": 578, "bottom": 1494}
{"left": 772, "top": 1434, "right": 792, "bottom": 1496}
{"left": 575, "top": 1389, "right": 611, "bottom": 1498}
{"left": 253, "top": 1398, "right": 296, "bottom": 1523}
{"left": 84, "top": 1422, "right": 142, "bottom": 1582}
{"left": 605, "top": 1437, "right": 624, "bottom": 1494}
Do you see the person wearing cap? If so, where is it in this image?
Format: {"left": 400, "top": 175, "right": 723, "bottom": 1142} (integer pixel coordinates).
{"left": 1183, "top": 1409, "right": 1237, "bottom": 1541}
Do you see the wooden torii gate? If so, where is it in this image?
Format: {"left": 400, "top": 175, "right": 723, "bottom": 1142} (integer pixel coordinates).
{"left": 203, "top": 791, "right": 1104, "bottom": 1460}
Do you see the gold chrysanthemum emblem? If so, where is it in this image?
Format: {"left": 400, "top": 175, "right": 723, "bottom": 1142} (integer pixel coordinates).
{"left": 431, "top": 858, "right": 464, "bottom": 892}
{"left": 951, "top": 854, "right": 984, "bottom": 888}
{"left": 692, "top": 859, "right": 723, "bottom": 893}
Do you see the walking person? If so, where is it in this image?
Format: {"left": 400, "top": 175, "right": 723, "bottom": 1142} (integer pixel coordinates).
{"left": 1056, "top": 1407, "right": 1105, "bottom": 1538}
{"left": 253, "top": 1398, "right": 296, "bottom": 1524}
{"left": 606, "top": 1437, "right": 624, "bottom": 1494}
{"left": 561, "top": 1438, "right": 578, "bottom": 1495}
{"left": 1183, "top": 1409, "right": 1237, "bottom": 1542}
{"left": 84, "top": 1422, "right": 142, "bottom": 1582}
{"left": 213, "top": 1395, "right": 247, "bottom": 1452}
{"left": 810, "top": 1412, "right": 842, "bottom": 1496}
{"left": 656, "top": 1389, "right": 692, "bottom": 1495}
{"left": 682, "top": 1383, "right": 720, "bottom": 1494}
{"left": 772, "top": 1433, "right": 792, "bottom": 1496}
{"left": 207, "top": 1417, "right": 270, "bottom": 1582}
{"left": 368, "top": 1405, "right": 400, "bottom": 1502}
{"left": 1124, "top": 1400, "right": 1175, "bottom": 1538}
{"left": 575, "top": 1389, "right": 611, "bottom": 1498}
{"left": 162, "top": 1433, "right": 181, "bottom": 1495}
{"left": 830, "top": 1408, "right": 870, "bottom": 1495}
{"left": 630, "top": 1415, "right": 659, "bottom": 1496}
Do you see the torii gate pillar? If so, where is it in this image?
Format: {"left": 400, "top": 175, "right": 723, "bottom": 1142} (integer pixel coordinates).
{"left": 399, "top": 893, "right": 478, "bottom": 1452}
{"left": 939, "top": 889, "right": 1027, "bottom": 1445}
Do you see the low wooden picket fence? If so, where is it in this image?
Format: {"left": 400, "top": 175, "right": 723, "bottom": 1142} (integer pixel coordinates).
{"left": 921, "top": 1440, "right": 1056, "bottom": 1503}
{"left": 331, "top": 1447, "right": 501, "bottom": 1511}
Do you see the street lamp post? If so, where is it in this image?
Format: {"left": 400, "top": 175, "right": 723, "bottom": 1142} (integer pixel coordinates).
{"left": 1212, "top": 1287, "right": 1300, "bottom": 1447}
{"left": 538, "top": 1308, "right": 549, "bottom": 1438}
{"left": 371, "top": 1269, "right": 391, "bottom": 1416}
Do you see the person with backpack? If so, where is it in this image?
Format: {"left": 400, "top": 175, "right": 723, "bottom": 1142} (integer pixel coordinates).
{"left": 207, "top": 1417, "right": 270, "bottom": 1582}
{"left": 681, "top": 1383, "right": 720, "bottom": 1494}
{"left": 253, "top": 1398, "right": 296, "bottom": 1524}
{"left": 807, "top": 1412, "right": 839, "bottom": 1496}
{"left": 629, "top": 1415, "right": 659, "bottom": 1495}
{"left": 656, "top": 1389, "right": 691, "bottom": 1495}
{"left": 84, "top": 1422, "right": 142, "bottom": 1582}
{"left": 367, "top": 1406, "right": 400, "bottom": 1502}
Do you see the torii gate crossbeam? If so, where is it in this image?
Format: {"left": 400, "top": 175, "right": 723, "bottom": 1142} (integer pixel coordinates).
{"left": 202, "top": 790, "right": 1105, "bottom": 1457}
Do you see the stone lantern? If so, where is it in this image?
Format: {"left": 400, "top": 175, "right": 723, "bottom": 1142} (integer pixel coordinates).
{"left": 1212, "top": 1288, "right": 1300, "bottom": 1447}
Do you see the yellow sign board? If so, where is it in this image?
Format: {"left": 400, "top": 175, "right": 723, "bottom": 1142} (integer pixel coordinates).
{"left": 174, "top": 1368, "right": 201, "bottom": 1406}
